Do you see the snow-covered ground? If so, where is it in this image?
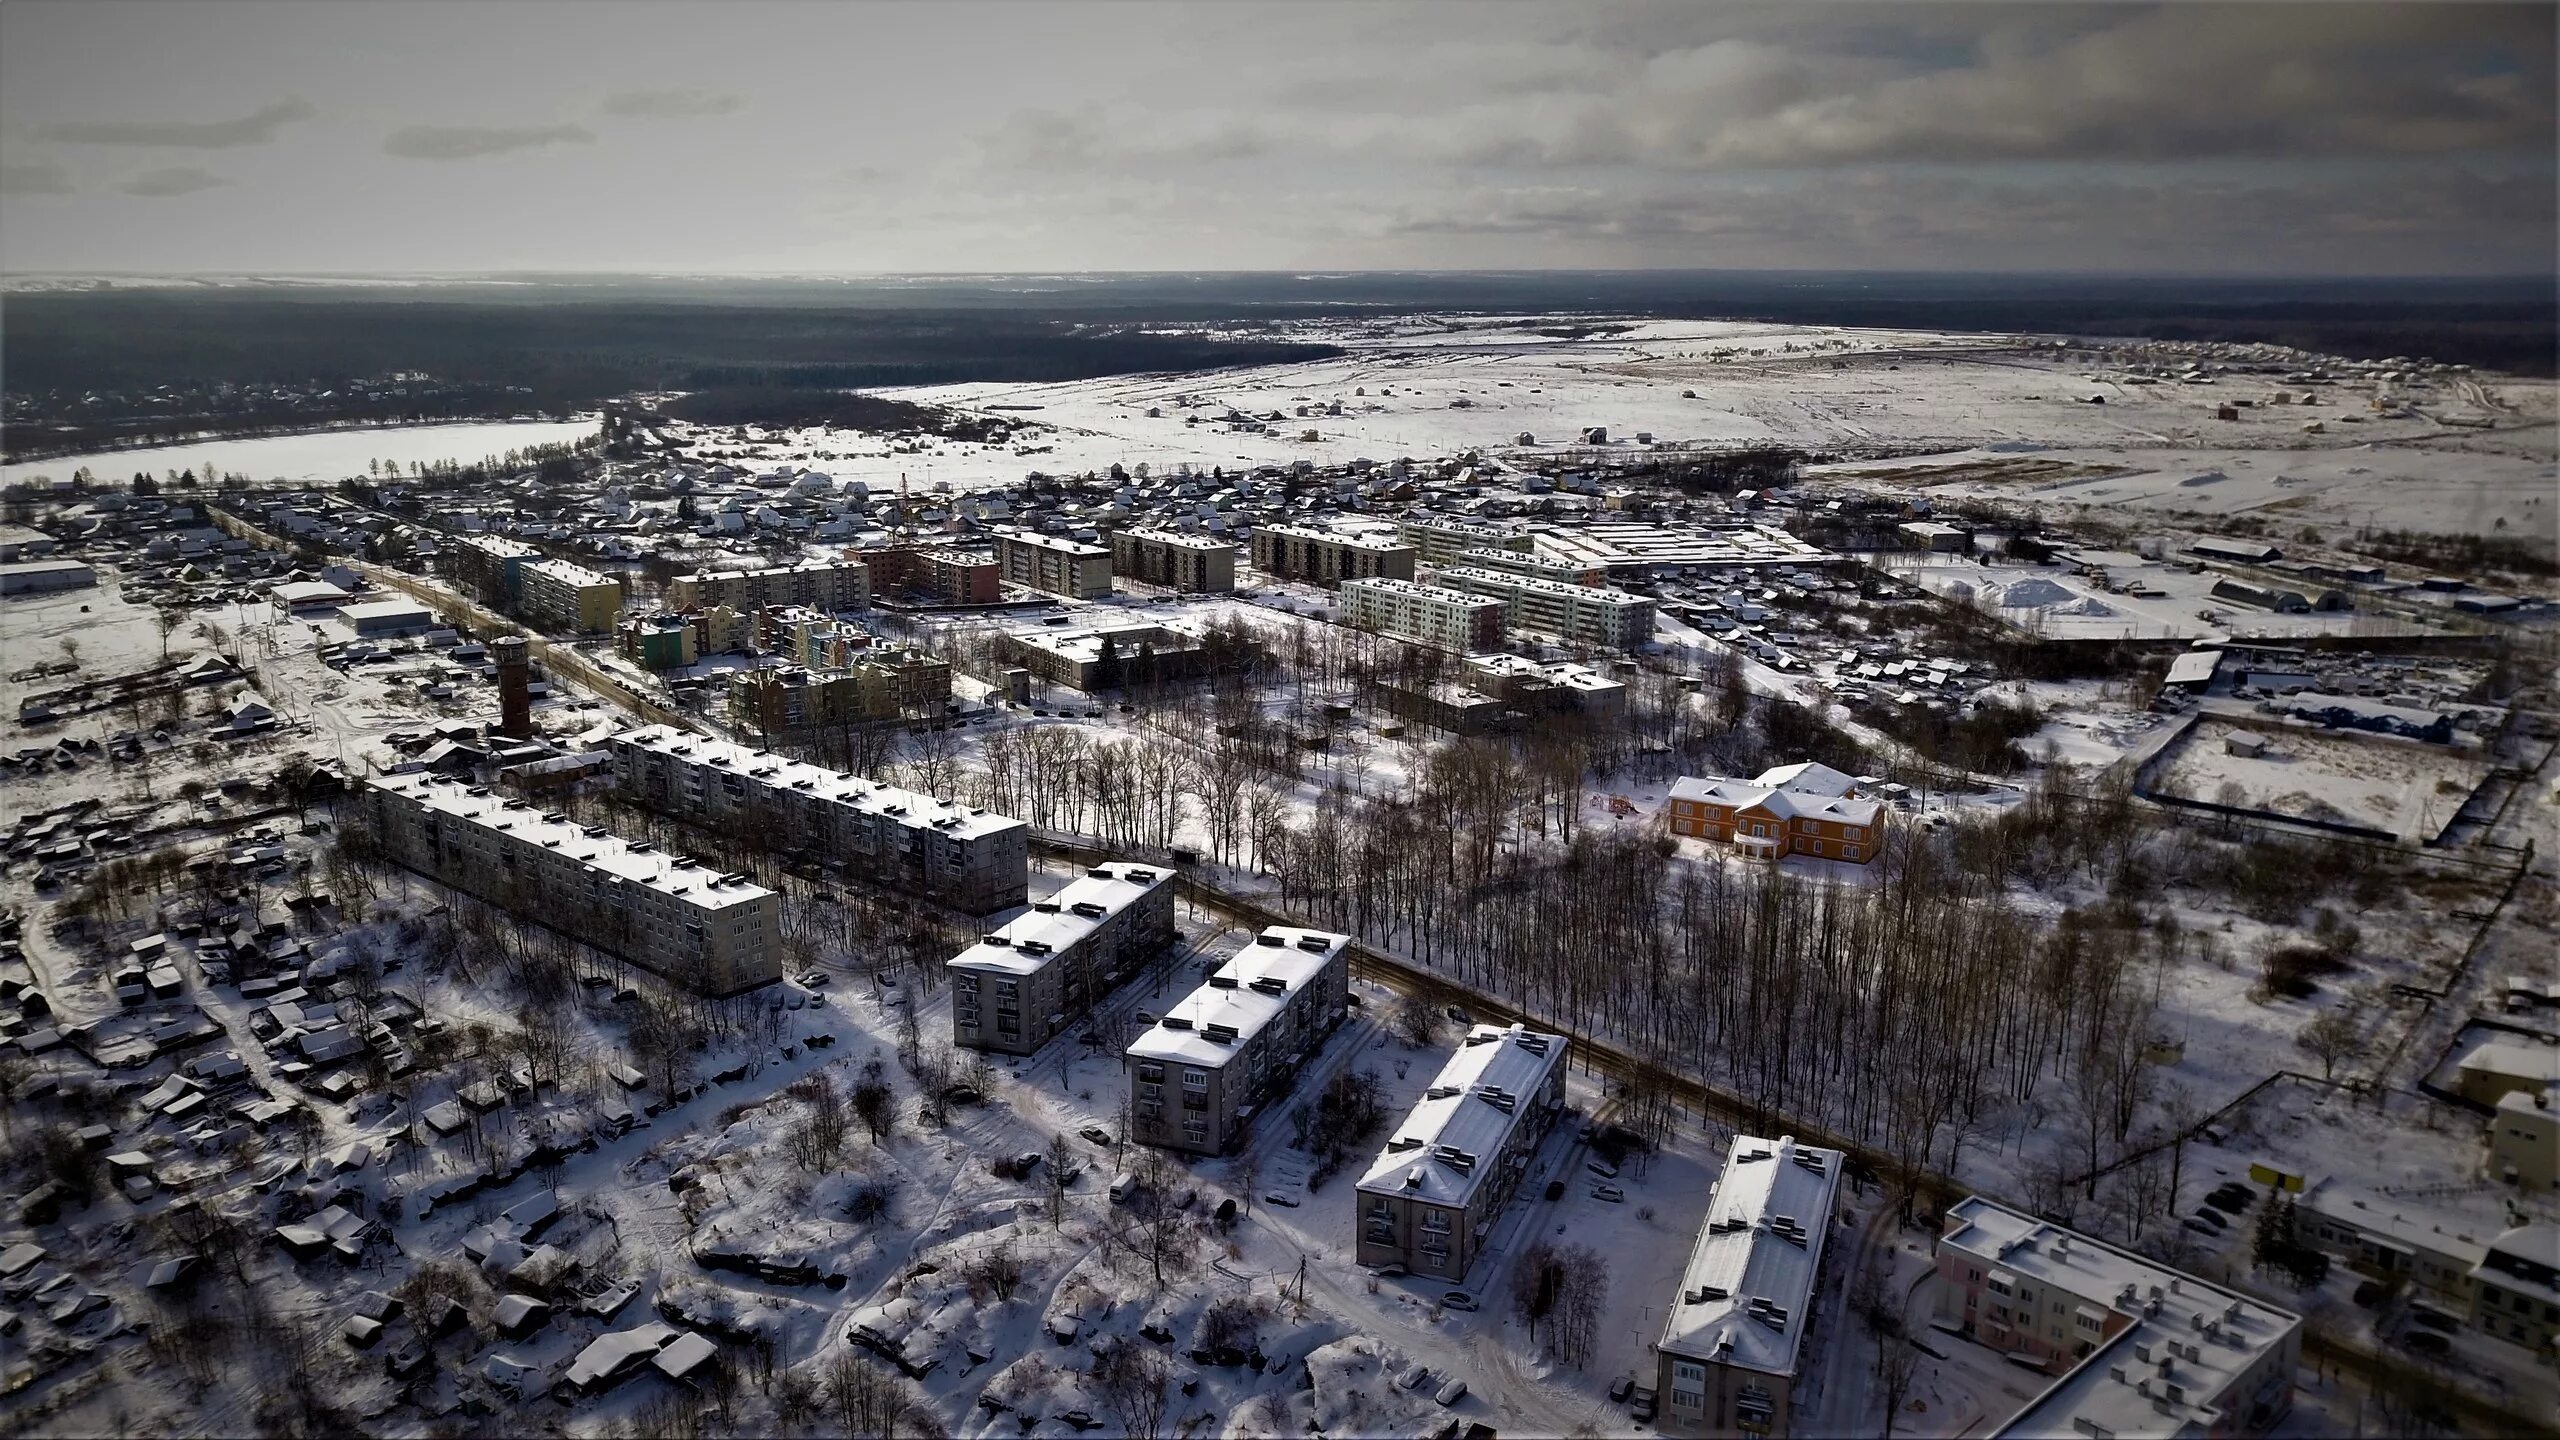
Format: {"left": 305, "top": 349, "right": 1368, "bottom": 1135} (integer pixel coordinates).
{"left": 2, "top": 419, "right": 602, "bottom": 490}
{"left": 2147, "top": 716, "right": 2496, "bottom": 842}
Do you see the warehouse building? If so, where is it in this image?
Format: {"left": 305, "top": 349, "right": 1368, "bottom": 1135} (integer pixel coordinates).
{"left": 1439, "top": 567, "right": 1657, "bottom": 650}
{"left": 1111, "top": 528, "right": 1237, "bottom": 593}
{"left": 520, "top": 558, "right": 622, "bottom": 635}
{"left": 949, "top": 862, "right": 1176, "bottom": 1056}
{"left": 1339, "top": 576, "right": 1507, "bottom": 653}
{"left": 359, "top": 773, "right": 781, "bottom": 996}
{"left": 668, "top": 558, "right": 872, "bottom": 614}
{"left": 0, "top": 559, "right": 97, "bottom": 595}
{"left": 997, "top": 532, "right": 1113, "bottom": 600}
{"left": 1355, "top": 1024, "right": 1568, "bottom": 1279}
{"left": 1653, "top": 1134, "right": 1845, "bottom": 1439}
{"left": 1127, "top": 927, "right": 1351, "bottom": 1155}
{"left": 609, "top": 724, "right": 1028, "bottom": 913}
{"left": 340, "top": 598, "right": 436, "bottom": 637}
{"left": 1249, "top": 524, "right": 1417, "bottom": 588}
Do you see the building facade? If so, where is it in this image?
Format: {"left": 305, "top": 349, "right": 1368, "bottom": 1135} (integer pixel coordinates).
{"left": 1249, "top": 524, "right": 1418, "bottom": 588}
{"left": 1355, "top": 1024, "right": 1567, "bottom": 1280}
{"left": 948, "top": 862, "right": 1176, "bottom": 1056}
{"left": 440, "top": 532, "right": 542, "bottom": 603}
{"left": 1654, "top": 1135, "right": 1844, "bottom": 1438}
{"left": 358, "top": 773, "right": 780, "bottom": 996}
{"left": 520, "top": 558, "right": 623, "bottom": 635}
{"left": 997, "top": 532, "right": 1113, "bottom": 600}
{"left": 994, "top": 620, "right": 1245, "bottom": 692}
{"left": 609, "top": 724, "right": 1028, "bottom": 913}
{"left": 1936, "top": 1196, "right": 2300, "bottom": 1439}
{"left": 2492, "top": 1091, "right": 2558, "bottom": 1191}
{"left": 669, "top": 559, "right": 872, "bottom": 614}
{"left": 1667, "top": 763, "right": 1884, "bottom": 864}
{"left": 727, "top": 651, "right": 952, "bottom": 737}
{"left": 859, "top": 546, "right": 1000, "bottom": 606}
{"left": 1437, "top": 567, "right": 1656, "bottom": 650}
{"left": 1126, "top": 927, "right": 1351, "bottom": 1155}
{"left": 1338, "top": 576, "right": 1508, "bottom": 653}
{"left": 617, "top": 613, "right": 700, "bottom": 670}
{"left": 1111, "top": 529, "right": 1238, "bottom": 593}
{"left": 1397, "top": 516, "right": 1533, "bottom": 566}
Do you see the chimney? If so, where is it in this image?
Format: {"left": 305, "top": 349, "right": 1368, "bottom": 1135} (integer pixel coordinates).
{"left": 494, "top": 635, "right": 534, "bottom": 739}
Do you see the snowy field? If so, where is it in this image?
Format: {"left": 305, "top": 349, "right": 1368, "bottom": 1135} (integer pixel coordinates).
{"left": 2146, "top": 716, "right": 2495, "bottom": 842}
{"left": 1, "top": 419, "right": 601, "bottom": 489}
{"left": 1873, "top": 552, "right": 2436, "bottom": 641}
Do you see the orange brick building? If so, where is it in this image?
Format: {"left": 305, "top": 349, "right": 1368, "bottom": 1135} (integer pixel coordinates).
{"left": 1666, "top": 762, "right": 1884, "bottom": 863}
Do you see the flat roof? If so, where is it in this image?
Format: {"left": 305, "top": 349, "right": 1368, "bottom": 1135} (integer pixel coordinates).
{"left": 454, "top": 533, "right": 541, "bottom": 558}
{"left": 1659, "top": 1135, "right": 1845, "bottom": 1379}
{"left": 339, "top": 599, "right": 433, "bottom": 622}
{"left": 368, "top": 772, "right": 775, "bottom": 913}
{"left": 678, "top": 558, "right": 868, "bottom": 583}
{"left": 1942, "top": 1197, "right": 2300, "bottom": 1439}
{"left": 2164, "top": 649, "right": 2225, "bottom": 686}
{"left": 524, "top": 557, "right": 613, "bottom": 587}
{"left": 1126, "top": 927, "right": 1347, "bottom": 1068}
{"left": 1118, "top": 528, "right": 1234, "bottom": 553}
{"left": 1343, "top": 576, "right": 1506, "bottom": 606}
{"left": 1001, "top": 531, "right": 1109, "bottom": 557}
{"left": 2299, "top": 1178, "right": 2490, "bottom": 1266}
{"left": 948, "top": 863, "right": 1170, "bottom": 978}
{"left": 1464, "top": 653, "right": 1624, "bottom": 692}
{"left": 1531, "top": 522, "right": 1829, "bottom": 572}
{"left": 1440, "top": 566, "right": 1652, "bottom": 609}
{"left": 612, "top": 724, "right": 1026, "bottom": 842}
{"left": 1257, "top": 523, "right": 1415, "bottom": 552}
{"left": 0, "top": 558, "right": 92, "bottom": 575}
{"left": 1355, "top": 1024, "right": 1567, "bottom": 1210}
{"left": 1002, "top": 621, "right": 1205, "bottom": 664}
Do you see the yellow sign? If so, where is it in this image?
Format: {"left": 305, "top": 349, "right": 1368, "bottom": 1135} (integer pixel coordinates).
{"left": 2247, "top": 1162, "right": 2306, "bottom": 1193}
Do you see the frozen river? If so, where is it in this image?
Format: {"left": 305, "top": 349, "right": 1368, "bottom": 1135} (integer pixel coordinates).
{"left": 2, "top": 418, "right": 599, "bottom": 488}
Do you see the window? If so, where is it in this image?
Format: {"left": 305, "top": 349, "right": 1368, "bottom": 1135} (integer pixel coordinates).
{"left": 1182, "top": 1068, "right": 1209, "bottom": 1090}
{"left": 1844, "top": 845, "right": 1861, "bottom": 861}
{"left": 1422, "top": 1208, "right": 1452, "bottom": 1233}
{"left": 1182, "top": 1118, "right": 1207, "bottom": 1144}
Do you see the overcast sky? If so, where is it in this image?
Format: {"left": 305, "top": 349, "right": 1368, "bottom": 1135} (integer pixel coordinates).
{"left": 2, "top": 1, "right": 2550, "bottom": 277}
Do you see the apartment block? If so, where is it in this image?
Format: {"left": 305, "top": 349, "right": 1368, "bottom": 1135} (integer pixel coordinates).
{"left": 616, "top": 613, "right": 699, "bottom": 670}
{"left": 1249, "top": 524, "right": 1418, "bottom": 588}
{"left": 1111, "top": 528, "right": 1237, "bottom": 593}
{"left": 1935, "top": 1196, "right": 2300, "bottom": 1439}
{"left": 997, "top": 532, "right": 1113, "bottom": 600}
{"left": 728, "top": 650, "right": 952, "bottom": 736}
{"left": 860, "top": 545, "right": 1000, "bottom": 606}
{"left": 440, "top": 532, "right": 542, "bottom": 603}
{"left": 1437, "top": 566, "right": 1656, "bottom": 650}
{"left": 669, "top": 559, "right": 872, "bottom": 614}
{"left": 610, "top": 724, "right": 1027, "bottom": 913}
{"left": 949, "top": 862, "right": 1177, "bottom": 1056}
{"left": 1126, "top": 927, "right": 1351, "bottom": 1155}
{"left": 1668, "top": 762, "right": 1883, "bottom": 864}
{"left": 994, "top": 620, "right": 1250, "bottom": 692}
{"left": 2298, "top": 1179, "right": 2557, "bottom": 1349}
{"left": 359, "top": 773, "right": 780, "bottom": 997}
{"left": 1457, "top": 546, "right": 1608, "bottom": 587}
{"left": 1398, "top": 515, "right": 1533, "bottom": 566}
{"left": 1654, "top": 1135, "right": 1844, "bottom": 1438}
{"left": 1462, "top": 653, "right": 1628, "bottom": 725}
{"left": 521, "top": 558, "right": 623, "bottom": 635}
{"left": 1338, "top": 577, "right": 1507, "bottom": 653}
{"left": 2469, "top": 1223, "right": 2560, "bottom": 1354}
{"left": 1355, "top": 1024, "right": 1567, "bottom": 1280}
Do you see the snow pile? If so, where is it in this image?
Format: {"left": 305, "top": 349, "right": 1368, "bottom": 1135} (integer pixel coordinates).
{"left": 1301, "top": 1337, "right": 1446, "bottom": 1439}
{"left": 2054, "top": 596, "right": 2117, "bottom": 617}
{"left": 1993, "top": 576, "right": 2076, "bottom": 609}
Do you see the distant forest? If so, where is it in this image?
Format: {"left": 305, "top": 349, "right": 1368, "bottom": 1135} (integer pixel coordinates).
{"left": 4, "top": 271, "right": 2547, "bottom": 458}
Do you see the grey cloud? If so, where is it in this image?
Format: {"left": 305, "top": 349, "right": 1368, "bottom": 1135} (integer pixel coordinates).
{"left": 0, "top": 162, "right": 76, "bottom": 195}
{"left": 113, "top": 167, "right": 229, "bottom": 197}
{"left": 38, "top": 97, "right": 314, "bottom": 148}
{"left": 383, "top": 124, "right": 596, "bottom": 160}
{"left": 601, "top": 89, "right": 743, "bottom": 119}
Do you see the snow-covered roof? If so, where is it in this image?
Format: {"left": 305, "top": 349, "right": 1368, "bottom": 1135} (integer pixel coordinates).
{"left": 1657, "top": 1135, "right": 1843, "bottom": 1379}
{"left": 1127, "top": 927, "right": 1348, "bottom": 1069}
{"left": 948, "top": 864, "right": 1170, "bottom": 978}
{"left": 523, "top": 556, "right": 612, "bottom": 587}
{"left": 1949, "top": 1197, "right": 2300, "bottom": 1440}
{"left": 613, "top": 725, "right": 1023, "bottom": 842}
{"left": 1355, "top": 1024, "right": 1567, "bottom": 1210}
{"left": 1117, "top": 527, "right": 1233, "bottom": 553}
{"left": 1752, "top": 761, "right": 1856, "bottom": 797}
{"left": 1000, "top": 529, "right": 1109, "bottom": 557}
{"left": 2164, "top": 649, "right": 2225, "bottom": 687}
{"left": 1668, "top": 772, "right": 1883, "bottom": 827}
{"left": 561, "top": 1322, "right": 677, "bottom": 1391}
{"left": 2457, "top": 1039, "right": 2560, "bottom": 1086}
{"left": 367, "top": 773, "right": 774, "bottom": 913}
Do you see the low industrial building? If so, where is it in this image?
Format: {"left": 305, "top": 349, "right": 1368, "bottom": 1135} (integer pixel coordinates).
{"left": 2453, "top": 1038, "right": 2559, "bottom": 1107}
{"left": 1667, "top": 762, "right": 1884, "bottom": 863}
{"left": 948, "top": 862, "right": 1176, "bottom": 1056}
{"left": 1339, "top": 576, "right": 1507, "bottom": 652}
{"left": 520, "top": 558, "right": 622, "bottom": 635}
{"left": 1126, "top": 927, "right": 1351, "bottom": 1155}
{"left": 0, "top": 559, "right": 97, "bottom": 595}
{"left": 1653, "top": 1134, "right": 1844, "bottom": 1438}
{"left": 1354, "top": 1024, "right": 1567, "bottom": 1280}
{"left": 359, "top": 773, "right": 781, "bottom": 996}
{"left": 1249, "top": 524, "right": 1417, "bottom": 588}
{"left": 2191, "top": 537, "right": 2283, "bottom": 564}
{"left": 2299, "top": 1177, "right": 2490, "bottom": 1311}
{"left": 669, "top": 558, "right": 872, "bottom": 614}
{"left": 1936, "top": 1196, "right": 2300, "bottom": 1439}
{"left": 1528, "top": 521, "right": 1831, "bottom": 579}
{"left": 1111, "top": 528, "right": 1237, "bottom": 593}
{"left": 997, "top": 531, "right": 1113, "bottom": 600}
{"left": 1438, "top": 567, "right": 1657, "bottom": 650}
{"left": 270, "top": 579, "right": 353, "bottom": 613}
{"left": 610, "top": 724, "right": 1028, "bottom": 913}
{"left": 1898, "top": 520, "right": 1972, "bottom": 552}
{"left": 1461, "top": 653, "right": 1627, "bottom": 724}
{"left": 340, "top": 599, "right": 435, "bottom": 637}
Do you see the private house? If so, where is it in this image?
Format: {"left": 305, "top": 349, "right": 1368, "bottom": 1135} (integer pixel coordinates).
{"left": 1666, "top": 762, "right": 1884, "bottom": 863}
{"left": 1653, "top": 1135, "right": 1844, "bottom": 1438}
{"left": 1936, "top": 1196, "right": 2300, "bottom": 1438}
{"left": 948, "top": 863, "right": 1176, "bottom": 1057}
{"left": 1355, "top": 1024, "right": 1568, "bottom": 1280}
{"left": 1126, "top": 927, "right": 1351, "bottom": 1156}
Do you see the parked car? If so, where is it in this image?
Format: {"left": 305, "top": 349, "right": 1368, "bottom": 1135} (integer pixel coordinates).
{"left": 1543, "top": 1179, "right": 1566, "bottom": 1203}
{"left": 1435, "top": 1378, "right": 1469, "bottom": 1407}
{"left": 1441, "top": 1291, "right": 1478, "bottom": 1312}
{"left": 1591, "top": 1185, "right": 1625, "bottom": 1203}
